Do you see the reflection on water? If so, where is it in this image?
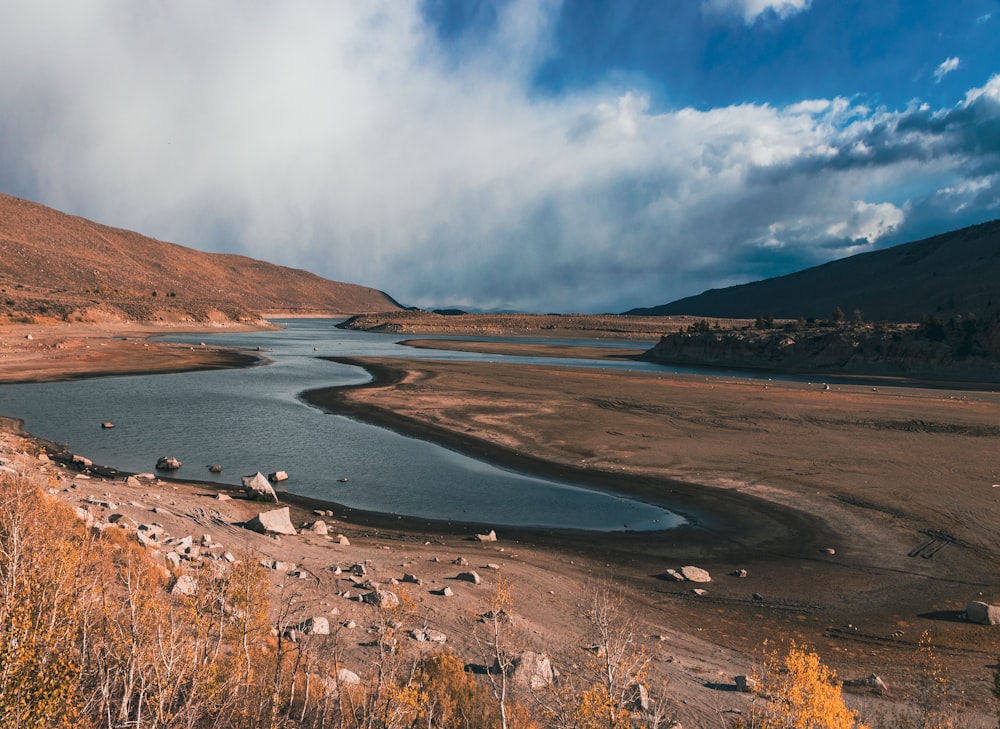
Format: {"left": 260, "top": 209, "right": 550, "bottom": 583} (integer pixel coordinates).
{"left": 0, "top": 319, "right": 683, "bottom": 532}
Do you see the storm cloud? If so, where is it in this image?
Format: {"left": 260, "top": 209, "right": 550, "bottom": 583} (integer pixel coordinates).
{"left": 0, "top": 1, "right": 998, "bottom": 313}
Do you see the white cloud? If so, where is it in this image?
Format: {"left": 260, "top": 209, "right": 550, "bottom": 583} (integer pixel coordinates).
{"left": 934, "top": 56, "right": 960, "bottom": 83}
{"left": 703, "top": 0, "right": 811, "bottom": 24}
{"left": 0, "top": 1, "right": 995, "bottom": 313}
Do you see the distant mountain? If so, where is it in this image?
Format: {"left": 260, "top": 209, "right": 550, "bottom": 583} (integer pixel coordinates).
{"left": 627, "top": 221, "right": 1000, "bottom": 323}
{"left": 0, "top": 194, "right": 400, "bottom": 323}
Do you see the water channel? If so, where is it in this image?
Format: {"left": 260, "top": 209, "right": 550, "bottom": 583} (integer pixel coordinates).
{"left": 0, "top": 319, "right": 697, "bottom": 531}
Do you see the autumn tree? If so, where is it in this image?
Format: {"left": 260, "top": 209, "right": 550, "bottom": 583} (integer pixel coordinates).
{"left": 738, "top": 641, "right": 869, "bottom": 729}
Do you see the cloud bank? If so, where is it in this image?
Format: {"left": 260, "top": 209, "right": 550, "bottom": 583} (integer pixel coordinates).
{"left": 0, "top": 1, "right": 998, "bottom": 313}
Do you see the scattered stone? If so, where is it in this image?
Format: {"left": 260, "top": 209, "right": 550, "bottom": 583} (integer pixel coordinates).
{"left": 245, "top": 507, "right": 297, "bottom": 536}
{"left": 436, "top": 587, "right": 454, "bottom": 597}
{"left": 453, "top": 557, "right": 469, "bottom": 566}
{"left": 476, "top": 529, "right": 497, "bottom": 542}
{"left": 680, "top": 565, "right": 712, "bottom": 583}
{"left": 108, "top": 513, "right": 138, "bottom": 529}
{"left": 349, "top": 563, "right": 367, "bottom": 577}
{"left": 484, "top": 563, "right": 501, "bottom": 570}
{"left": 692, "top": 588, "right": 708, "bottom": 596}
{"left": 124, "top": 476, "right": 142, "bottom": 488}
{"left": 208, "top": 464, "right": 222, "bottom": 473}
{"left": 156, "top": 456, "right": 182, "bottom": 471}
{"left": 268, "top": 470, "right": 289, "bottom": 482}
{"left": 242, "top": 472, "right": 278, "bottom": 502}
{"left": 335, "top": 534, "right": 350, "bottom": 546}
{"left": 222, "top": 551, "right": 236, "bottom": 563}
{"left": 216, "top": 493, "right": 231, "bottom": 501}
{"left": 101, "top": 422, "right": 114, "bottom": 429}
{"left": 457, "top": 571, "right": 482, "bottom": 585}
{"left": 732, "top": 569, "right": 748, "bottom": 578}
{"left": 401, "top": 573, "right": 422, "bottom": 585}
{"left": 822, "top": 547, "right": 836, "bottom": 555}
{"left": 663, "top": 569, "right": 684, "bottom": 582}
{"left": 72, "top": 454, "right": 93, "bottom": 467}
{"left": 966, "top": 600, "right": 1000, "bottom": 625}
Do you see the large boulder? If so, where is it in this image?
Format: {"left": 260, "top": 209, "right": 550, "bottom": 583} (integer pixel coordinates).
{"left": 680, "top": 565, "right": 712, "bottom": 583}
{"left": 509, "top": 651, "right": 556, "bottom": 689}
{"left": 156, "top": 456, "right": 182, "bottom": 471}
{"left": 242, "top": 472, "right": 278, "bottom": 502}
{"left": 246, "top": 507, "right": 297, "bottom": 536}
{"left": 966, "top": 600, "right": 1000, "bottom": 625}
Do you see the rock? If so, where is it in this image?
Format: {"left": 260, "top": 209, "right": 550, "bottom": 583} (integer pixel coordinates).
{"left": 680, "top": 565, "right": 711, "bottom": 583}
{"left": 171, "top": 575, "right": 198, "bottom": 596}
{"left": 298, "top": 617, "right": 330, "bottom": 635}
{"left": 307, "top": 520, "right": 329, "bottom": 536}
{"left": 401, "top": 573, "right": 422, "bottom": 585}
{"left": 966, "top": 600, "right": 1000, "bottom": 625}
{"left": 412, "top": 629, "right": 447, "bottom": 643}
{"left": 242, "top": 472, "right": 279, "bottom": 502}
{"left": 843, "top": 674, "right": 887, "bottom": 695}
{"left": 453, "top": 557, "right": 469, "bottom": 566}
{"left": 208, "top": 464, "right": 222, "bottom": 473}
{"left": 692, "top": 588, "right": 708, "bottom": 596}
{"left": 101, "top": 422, "right": 114, "bottom": 429}
{"left": 245, "top": 507, "right": 297, "bottom": 536}
{"left": 457, "top": 571, "right": 482, "bottom": 585}
{"left": 732, "top": 568, "right": 748, "bottom": 578}
{"left": 337, "top": 668, "right": 361, "bottom": 686}
{"left": 156, "top": 456, "right": 182, "bottom": 471}
{"left": 268, "top": 470, "right": 289, "bottom": 482}
{"left": 216, "top": 493, "right": 231, "bottom": 501}
{"left": 335, "top": 534, "right": 351, "bottom": 546}
{"left": 509, "top": 651, "right": 556, "bottom": 689}
{"left": 663, "top": 569, "right": 684, "bottom": 582}
{"left": 124, "top": 476, "right": 142, "bottom": 488}
{"left": 822, "top": 547, "right": 836, "bottom": 555}
{"left": 108, "top": 513, "right": 138, "bottom": 529}
{"left": 735, "top": 675, "right": 757, "bottom": 693}
{"left": 476, "top": 529, "right": 497, "bottom": 542}
{"left": 72, "top": 454, "right": 93, "bottom": 467}
{"left": 437, "top": 587, "right": 454, "bottom": 597}
{"left": 362, "top": 590, "right": 400, "bottom": 609}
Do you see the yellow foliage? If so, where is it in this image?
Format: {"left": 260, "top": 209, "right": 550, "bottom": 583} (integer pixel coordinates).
{"left": 741, "top": 641, "right": 869, "bottom": 729}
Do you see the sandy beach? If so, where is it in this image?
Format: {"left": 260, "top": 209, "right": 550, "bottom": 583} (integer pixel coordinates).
{"left": 2, "top": 321, "right": 999, "bottom": 725}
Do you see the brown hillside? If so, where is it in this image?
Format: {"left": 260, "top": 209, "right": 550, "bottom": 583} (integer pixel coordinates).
{"left": 0, "top": 194, "right": 401, "bottom": 324}
{"left": 628, "top": 219, "right": 1000, "bottom": 323}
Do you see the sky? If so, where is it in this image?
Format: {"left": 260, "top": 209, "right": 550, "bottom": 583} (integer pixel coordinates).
{"left": 1, "top": 0, "right": 998, "bottom": 313}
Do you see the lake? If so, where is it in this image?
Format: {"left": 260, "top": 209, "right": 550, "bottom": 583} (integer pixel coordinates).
{"left": 0, "top": 319, "right": 688, "bottom": 531}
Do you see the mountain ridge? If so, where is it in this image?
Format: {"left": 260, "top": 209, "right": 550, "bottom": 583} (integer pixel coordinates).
{"left": 627, "top": 220, "right": 1000, "bottom": 322}
{"left": 0, "top": 193, "right": 401, "bottom": 324}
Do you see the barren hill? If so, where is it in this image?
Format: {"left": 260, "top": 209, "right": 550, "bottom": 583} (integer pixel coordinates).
{"left": 0, "top": 194, "right": 401, "bottom": 324}
{"left": 628, "top": 220, "right": 1000, "bottom": 323}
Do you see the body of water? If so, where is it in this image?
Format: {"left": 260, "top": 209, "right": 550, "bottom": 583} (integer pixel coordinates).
{"left": 0, "top": 319, "right": 686, "bottom": 531}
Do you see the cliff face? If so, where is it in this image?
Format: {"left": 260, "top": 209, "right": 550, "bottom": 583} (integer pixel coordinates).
{"left": 643, "top": 318, "right": 1000, "bottom": 383}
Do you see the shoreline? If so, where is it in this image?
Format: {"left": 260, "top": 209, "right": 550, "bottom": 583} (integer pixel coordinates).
{"left": 301, "top": 357, "right": 838, "bottom": 562}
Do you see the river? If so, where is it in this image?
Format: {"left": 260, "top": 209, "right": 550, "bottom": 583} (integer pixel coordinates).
{"left": 0, "top": 319, "right": 692, "bottom": 532}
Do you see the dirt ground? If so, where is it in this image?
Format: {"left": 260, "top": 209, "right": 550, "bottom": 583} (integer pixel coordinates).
{"left": 2, "top": 321, "right": 999, "bottom": 726}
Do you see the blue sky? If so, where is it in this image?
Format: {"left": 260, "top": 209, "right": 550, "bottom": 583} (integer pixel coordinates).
{"left": 1, "top": 0, "right": 998, "bottom": 313}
